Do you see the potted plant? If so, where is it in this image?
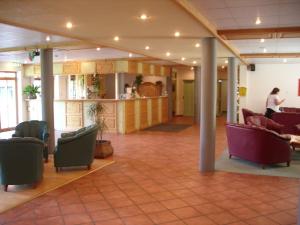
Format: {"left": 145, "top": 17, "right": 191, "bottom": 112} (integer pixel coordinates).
{"left": 23, "top": 84, "right": 40, "bottom": 99}
{"left": 88, "top": 102, "right": 113, "bottom": 158}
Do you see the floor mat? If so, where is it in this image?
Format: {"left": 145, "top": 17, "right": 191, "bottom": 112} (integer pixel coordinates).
{"left": 143, "top": 123, "right": 192, "bottom": 132}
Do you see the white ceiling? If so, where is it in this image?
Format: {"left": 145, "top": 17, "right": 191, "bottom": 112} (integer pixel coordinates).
{"left": 0, "top": 0, "right": 236, "bottom": 66}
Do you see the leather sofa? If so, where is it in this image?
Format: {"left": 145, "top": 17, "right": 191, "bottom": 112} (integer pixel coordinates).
{"left": 226, "top": 123, "right": 291, "bottom": 169}
{"left": 271, "top": 112, "right": 300, "bottom": 135}
{"left": 54, "top": 125, "right": 98, "bottom": 172}
{"left": 246, "top": 115, "right": 284, "bottom": 134}
{"left": 241, "top": 108, "right": 263, "bottom": 123}
{"left": 280, "top": 107, "right": 300, "bottom": 113}
{"left": 12, "top": 120, "right": 49, "bottom": 162}
{"left": 0, "top": 137, "right": 44, "bottom": 191}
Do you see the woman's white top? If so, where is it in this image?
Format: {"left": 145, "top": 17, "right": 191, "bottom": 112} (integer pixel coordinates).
{"left": 266, "top": 94, "right": 280, "bottom": 112}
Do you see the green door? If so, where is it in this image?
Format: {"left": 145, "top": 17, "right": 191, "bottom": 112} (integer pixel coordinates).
{"left": 183, "top": 80, "right": 194, "bottom": 116}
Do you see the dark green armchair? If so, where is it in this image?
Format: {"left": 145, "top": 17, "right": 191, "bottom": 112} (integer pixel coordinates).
{"left": 54, "top": 125, "right": 98, "bottom": 172}
{"left": 0, "top": 137, "right": 44, "bottom": 191}
{"left": 12, "top": 120, "right": 49, "bottom": 162}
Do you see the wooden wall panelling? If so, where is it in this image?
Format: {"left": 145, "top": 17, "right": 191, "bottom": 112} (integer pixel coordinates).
{"left": 151, "top": 98, "right": 159, "bottom": 125}
{"left": 65, "top": 101, "right": 83, "bottom": 128}
{"left": 128, "top": 61, "right": 138, "bottom": 74}
{"left": 54, "top": 63, "right": 63, "bottom": 75}
{"left": 154, "top": 65, "right": 161, "bottom": 76}
{"left": 33, "top": 65, "right": 41, "bottom": 76}
{"left": 125, "top": 100, "right": 136, "bottom": 133}
{"left": 101, "top": 102, "right": 117, "bottom": 133}
{"left": 96, "top": 61, "right": 115, "bottom": 74}
{"left": 81, "top": 61, "right": 96, "bottom": 74}
{"left": 63, "top": 62, "right": 80, "bottom": 75}
{"left": 142, "top": 63, "right": 150, "bottom": 76}
{"left": 161, "top": 97, "right": 168, "bottom": 123}
{"left": 139, "top": 99, "right": 148, "bottom": 129}
{"left": 163, "top": 66, "right": 171, "bottom": 76}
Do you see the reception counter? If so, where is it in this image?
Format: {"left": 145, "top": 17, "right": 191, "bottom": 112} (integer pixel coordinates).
{"left": 54, "top": 96, "right": 168, "bottom": 134}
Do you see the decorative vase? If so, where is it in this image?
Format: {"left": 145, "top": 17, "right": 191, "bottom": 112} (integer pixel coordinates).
{"left": 94, "top": 140, "right": 113, "bottom": 158}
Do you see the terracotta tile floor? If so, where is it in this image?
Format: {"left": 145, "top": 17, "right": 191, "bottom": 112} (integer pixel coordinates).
{"left": 0, "top": 116, "right": 299, "bottom": 225}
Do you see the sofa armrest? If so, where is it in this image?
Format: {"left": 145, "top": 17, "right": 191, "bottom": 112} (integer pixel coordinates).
{"left": 12, "top": 130, "right": 22, "bottom": 137}
{"left": 61, "top": 131, "right": 77, "bottom": 138}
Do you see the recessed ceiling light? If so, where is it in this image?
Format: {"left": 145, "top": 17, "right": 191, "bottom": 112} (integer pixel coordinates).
{"left": 166, "top": 52, "right": 171, "bottom": 56}
{"left": 174, "top": 31, "right": 180, "bottom": 37}
{"left": 283, "top": 58, "right": 287, "bottom": 63}
{"left": 193, "top": 60, "right": 197, "bottom": 64}
{"left": 96, "top": 47, "right": 101, "bottom": 51}
{"left": 129, "top": 53, "right": 133, "bottom": 57}
{"left": 64, "top": 56, "right": 67, "bottom": 61}
{"left": 225, "top": 60, "right": 228, "bottom": 64}
{"left": 114, "top": 36, "right": 119, "bottom": 42}
{"left": 218, "top": 79, "right": 222, "bottom": 83}
{"left": 181, "top": 57, "right": 185, "bottom": 61}
{"left": 255, "top": 17, "right": 261, "bottom": 25}
{"left": 190, "top": 67, "right": 194, "bottom": 70}
{"left": 263, "top": 48, "right": 267, "bottom": 53}
{"left": 195, "top": 43, "right": 200, "bottom": 48}
{"left": 222, "top": 65, "right": 225, "bottom": 69}
{"left": 145, "top": 46, "right": 150, "bottom": 50}
{"left": 260, "top": 38, "right": 265, "bottom": 43}
{"left": 66, "top": 22, "right": 73, "bottom": 29}
{"left": 24, "top": 60, "right": 28, "bottom": 64}
{"left": 46, "top": 36, "right": 51, "bottom": 42}
{"left": 140, "top": 14, "right": 148, "bottom": 20}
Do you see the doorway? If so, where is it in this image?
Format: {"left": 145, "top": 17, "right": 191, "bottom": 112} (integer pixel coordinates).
{"left": 0, "top": 72, "right": 18, "bottom": 131}
{"left": 183, "top": 80, "right": 194, "bottom": 116}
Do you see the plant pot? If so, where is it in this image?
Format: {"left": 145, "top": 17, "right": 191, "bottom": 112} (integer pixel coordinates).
{"left": 28, "top": 93, "right": 37, "bottom": 99}
{"left": 94, "top": 140, "right": 113, "bottom": 158}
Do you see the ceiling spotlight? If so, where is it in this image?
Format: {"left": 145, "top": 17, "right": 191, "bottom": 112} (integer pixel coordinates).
{"left": 64, "top": 56, "right": 67, "bottom": 61}
{"left": 140, "top": 14, "right": 148, "bottom": 20}
{"left": 193, "top": 61, "right": 197, "bottom": 64}
{"left": 46, "top": 36, "right": 51, "bottom": 42}
{"left": 260, "top": 38, "right": 265, "bottom": 43}
{"left": 129, "top": 53, "right": 133, "bottom": 57}
{"left": 114, "top": 36, "right": 119, "bottom": 42}
{"left": 66, "top": 22, "right": 73, "bottom": 29}
{"left": 145, "top": 46, "right": 150, "bottom": 50}
{"left": 195, "top": 43, "right": 200, "bottom": 48}
{"left": 96, "top": 47, "right": 101, "bottom": 51}
{"left": 190, "top": 67, "right": 194, "bottom": 70}
{"left": 181, "top": 57, "right": 185, "bottom": 61}
{"left": 218, "top": 80, "right": 222, "bottom": 83}
{"left": 225, "top": 60, "right": 228, "bottom": 64}
{"left": 255, "top": 17, "right": 261, "bottom": 25}
{"left": 166, "top": 52, "right": 171, "bottom": 56}
{"left": 263, "top": 48, "right": 267, "bottom": 53}
{"left": 24, "top": 60, "right": 28, "bottom": 64}
{"left": 222, "top": 65, "right": 225, "bottom": 69}
{"left": 283, "top": 58, "right": 287, "bottom": 63}
{"left": 174, "top": 31, "right": 180, "bottom": 37}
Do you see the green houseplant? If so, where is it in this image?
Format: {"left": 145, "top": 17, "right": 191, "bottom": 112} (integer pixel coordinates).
{"left": 23, "top": 84, "right": 40, "bottom": 99}
{"left": 87, "top": 102, "right": 113, "bottom": 158}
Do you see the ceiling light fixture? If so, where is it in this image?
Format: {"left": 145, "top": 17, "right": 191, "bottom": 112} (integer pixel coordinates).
{"left": 222, "top": 65, "right": 225, "bottom": 69}
{"left": 283, "top": 58, "right": 287, "bottom": 63}
{"left": 96, "top": 47, "right": 101, "bottom": 51}
{"left": 225, "top": 60, "right": 228, "bottom": 64}
{"left": 191, "top": 67, "right": 194, "bottom": 70}
{"left": 145, "top": 46, "right": 150, "bottom": 50}
{"left": 181, "top": 57, "right": 185, "bottom": 61}
{"left": 46, "top": 36, "right": 51, "bottom": 42}
{"left": 140, "top": 14, "right": 148, "bottom": 20}
{"left": 166, "top": 52, "right": 171, "bottom": 56}
{"left": 66, "top": 22, "right": 73, "bottom": 29}
{"left": 129, "top": 53, "right": 133, "bottom": 57}
{"left": 260, "top": 38, "right": 265, "bottom": 43}
{"left": 174, "top": 31, "right": 180, "bottom": 37}
{"left": 64, "top": 56, "right": 67, "bottom": 61}
{"left": 193, "top": 61, "right": 197, "bottom": 64}
{"left": 195, "top": 43, "right": 200, "bottom": 48}
{"left": 24, "top": 60, "right": 28, "bottom": 64}
{"left": 263, "top": 48, "right": 267, "bottom": 53}
{"left": 114, "top": 36, "right": 119, "bottom": 41}
{"left": 255, "top": 17, "right": 261, "bottom": 25}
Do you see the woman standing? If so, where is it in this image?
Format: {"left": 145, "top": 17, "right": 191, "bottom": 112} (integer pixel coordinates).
{"left": 265, "top": 87, "right": 285, "bottom": 118}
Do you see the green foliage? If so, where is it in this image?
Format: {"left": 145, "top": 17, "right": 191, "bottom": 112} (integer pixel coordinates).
{"left": 23, "top": 84, "right": 40, "bottom": 99}
{"left": 134, "top": 75, "right": 143, "bottom": 86}
{"left": 87, "top": 102, "right": 107, "bottom": 141}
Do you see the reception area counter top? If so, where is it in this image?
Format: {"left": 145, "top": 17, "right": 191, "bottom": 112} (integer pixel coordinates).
{"left": 54, "top": 96, "right": 168, "bottom": 134}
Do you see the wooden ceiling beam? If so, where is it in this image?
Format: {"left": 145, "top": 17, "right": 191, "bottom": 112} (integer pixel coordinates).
{"left": 241, "top": 53, "right": 300, "bottom": 58}
{"left": 218, "top": 27, "right": 300, "bottom": 40}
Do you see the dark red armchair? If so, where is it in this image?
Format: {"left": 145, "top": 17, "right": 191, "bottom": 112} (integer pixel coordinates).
{"left": 241, "top": 108, "right": 263, "bottom": 124}
{"left": 226, "top": 123, "right": 291, "bottom": 169}
{"left": 246, "top": 115, "right": 284, "bottom": 134}
{"left": 271, "top": 112, "right": 300, "bottom": 135}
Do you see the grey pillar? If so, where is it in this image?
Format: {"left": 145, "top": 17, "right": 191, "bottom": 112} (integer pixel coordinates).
{"left": 227, "top": 57, "right": 237, "bottom": 123}
{"left": 194, "top": 66, "right": 201, "bottom": 124}
{"left": 40, "top": 48, "right": 55, "bottom": 153}
{"left": 167, "top": 75, "right": 173, "bottom": 121}
{"left": 200, "top": 38, "right": 217, "bottom": 172}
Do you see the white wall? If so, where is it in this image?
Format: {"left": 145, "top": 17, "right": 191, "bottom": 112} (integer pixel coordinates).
{"left": 246, "top": 63, "right": 300, "bottom": 114}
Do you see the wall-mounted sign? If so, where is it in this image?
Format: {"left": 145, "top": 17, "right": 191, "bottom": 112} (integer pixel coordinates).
{"left": 239, "top": 87, "right": 247, "bottom": 96}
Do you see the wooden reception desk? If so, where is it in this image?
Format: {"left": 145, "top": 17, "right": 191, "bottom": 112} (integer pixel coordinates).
{"left": 54, "top": 96, "right": 168, "bottom": 134}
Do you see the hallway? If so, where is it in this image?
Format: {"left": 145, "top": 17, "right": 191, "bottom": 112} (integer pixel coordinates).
{"left": 0, "top": 117, "right": 298, "bottom": 225}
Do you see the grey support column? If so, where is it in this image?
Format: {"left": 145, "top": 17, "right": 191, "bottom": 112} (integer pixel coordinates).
{"left": 200, "top": 38, "right": 217, "bottom": 172}
{"left": 40, "top": 48, "right": 54, "bottom": 153}
{"left": 227, "top": 57, "right": 237, "bottom": 123}
{"left": 194, "top": 66, "right": 201, "bottom": 124}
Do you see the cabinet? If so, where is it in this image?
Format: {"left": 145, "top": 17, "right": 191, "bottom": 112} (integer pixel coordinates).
{"left": 96, "top": 61, "right": 115, "bottom": 74}
{"left": 24, "top": 65, "right": 41, "bottom": 77}
{"left": 63, "top": 62, "right": 80, "bottom": 75}
{"left": 65, "top": 101, "right": 83, "bottom": 128}
{"left": 81, "top": 62, "right": 96, "bottom": 74}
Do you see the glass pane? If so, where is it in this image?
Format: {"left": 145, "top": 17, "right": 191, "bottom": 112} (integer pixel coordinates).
{"left": 0, "top": 79, "right": 17, "bottom": 129}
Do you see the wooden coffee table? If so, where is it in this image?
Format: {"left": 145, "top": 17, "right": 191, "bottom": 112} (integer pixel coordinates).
{"left": 290, "top": 135, "right": 300, "bottom": 151}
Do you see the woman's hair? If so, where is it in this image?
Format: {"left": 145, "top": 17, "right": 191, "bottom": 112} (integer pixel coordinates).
{"left": 270, "top": 87, "right": 280, "bottom": 95}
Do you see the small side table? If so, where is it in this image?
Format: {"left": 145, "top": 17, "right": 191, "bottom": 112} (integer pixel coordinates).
{"left": 290, "top": 135, "right": 300, "bottom": 151}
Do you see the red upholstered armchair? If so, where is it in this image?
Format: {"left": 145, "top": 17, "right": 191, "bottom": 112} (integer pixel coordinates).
{"left": 226, "top": 123, "right": 291, "bottom": 169}
{"left": 246, "top": 115, "right": 284, "bottom": 134}
{"left": 241, "top": 108, "right": 264, "bottom": 124}
{"left": 271, "top": 112, "right": 300, "bottom": 135}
